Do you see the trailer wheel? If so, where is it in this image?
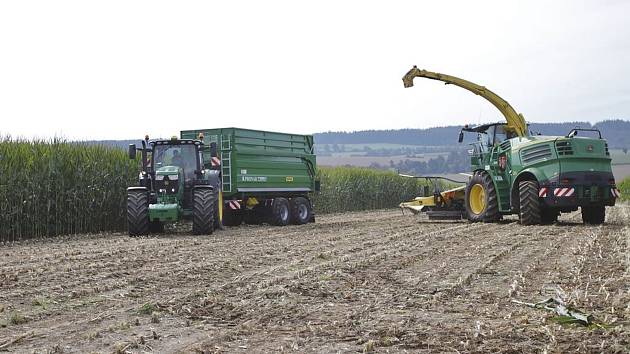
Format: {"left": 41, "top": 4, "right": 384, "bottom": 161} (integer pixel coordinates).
{"left": 127, "top": 190, "right": 149, "bottom": 237}
{"left": 222, "top": 210, "right": 243, "bottom": 227}
{"left": 581, "top": 206, "right": 605, "bottom": 225}
{"left": 270, "top": 197, "right": 291, "bottom": 226}
{"left": 465, "top": 171, "right": 500, "bottom": 222}
{"left": 290, "top": 197, "right": 312, "bottom": 225}
{"left": 192, "top": 188, "right": 215, "bottom": 235}
{"left": 519, "top": 180, "right": 541, "bottom": 225}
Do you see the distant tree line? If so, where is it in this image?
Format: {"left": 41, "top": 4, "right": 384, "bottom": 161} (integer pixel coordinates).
{"left": 315, "top": 119, "right": 630, "bottom": 149}
{"left": 370, "top": 149, "right": 471, "bottom": 175}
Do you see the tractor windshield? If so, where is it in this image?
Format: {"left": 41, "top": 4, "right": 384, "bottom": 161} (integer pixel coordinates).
{"left": 153, "top": 144, "right": 198, "bottom": 180}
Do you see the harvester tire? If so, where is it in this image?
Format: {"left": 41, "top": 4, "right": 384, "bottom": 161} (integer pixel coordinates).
{"left": 270, "top": 197, "right": 291, "bottom": 226}
{"left": 192, "top": 188, "right": 215, "bottom": 235}
{"left": 519, "top": 181, "right": 541, "bottom": 225}
{"left": 222, "top": 210, "right": 243, "bottom": 226}
{"left": 290, "top": 197, "right": 312, "bottom": 225}
{"left": 127, "top": 190, "right": 149, "bottom": 237}
{"left": 465, "top": 171, "right": 500, "bottom": 222}
{"left": 581, "top": 206, "right": 605, "bottom": 225}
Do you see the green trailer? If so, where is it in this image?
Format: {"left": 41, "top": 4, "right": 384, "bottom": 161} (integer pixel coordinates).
{"left": 180, "top": 127, "right": 318, "bottom": 226}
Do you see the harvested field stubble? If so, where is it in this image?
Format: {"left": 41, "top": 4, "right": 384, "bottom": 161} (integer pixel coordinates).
{"left": 0, "top": 205, "right": 628, "bottom": 352}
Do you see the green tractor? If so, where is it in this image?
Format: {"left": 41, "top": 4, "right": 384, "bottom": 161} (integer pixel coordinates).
{"left": 126, "top": 135, "right": 221, "bottom": 236}
{"left": 400, "top": 66, "right": 621, "bottom": 225}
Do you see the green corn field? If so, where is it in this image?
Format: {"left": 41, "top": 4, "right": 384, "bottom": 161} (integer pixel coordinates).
{"left": 619, "top": 176, "right": 630, "bottom": 202}
{"left": 0, "top": 138, "right": 432, "bottom": 242}
{"left": 0, "top": 137, "right": 137, "bottom": 242}
{"left": 312, "top": 166, "right": 430, "bottom": 213}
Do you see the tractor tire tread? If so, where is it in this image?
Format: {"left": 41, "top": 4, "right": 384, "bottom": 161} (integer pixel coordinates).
{"left": 519, "top": 180, "right": 541, "bottom": 225}
{"left": 192, "top": 188, "right": 215, "bottom": 235}
{"left": 127, "top": 190, "right": 149, "bottom": 237}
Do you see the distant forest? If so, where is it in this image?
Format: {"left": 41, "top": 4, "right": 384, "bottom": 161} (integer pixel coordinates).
{"left": 84, "top": 120, "right": 630, "bottom": 151}
{"left": 314, "top": 120, "right": 630, "bottom": 148}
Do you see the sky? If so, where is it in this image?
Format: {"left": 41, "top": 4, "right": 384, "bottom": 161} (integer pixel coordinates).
{"left": 1, "top": 0, "right": 629, "bottom": 140}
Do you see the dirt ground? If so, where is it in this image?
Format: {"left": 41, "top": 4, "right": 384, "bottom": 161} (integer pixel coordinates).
{"left": 1, "top": 205, "right": 628, "bottom": 353}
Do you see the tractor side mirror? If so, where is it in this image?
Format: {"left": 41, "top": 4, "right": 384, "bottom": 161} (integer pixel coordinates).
{"left": 458, "top": 131, "right": 464, "bottom": 143}
{"left": 128, "top": 144, "right": 137, "bottom": 159}
{"left": 210, "top": 142, "right": 218, "bottom": 157}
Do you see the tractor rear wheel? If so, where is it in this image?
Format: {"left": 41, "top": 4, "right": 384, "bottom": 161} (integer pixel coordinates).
{"left": 192, "top": 188, "right": 216, "bottom": 235}
{"left": 270, "top": 197, "right": 291, "bottom": 226}
{"left": 464, "top": 171, "right": 500, "bottom": 222}
{"left": 127, "top": 190, "right": 149, "bottom": 237}
{"left": 519, "top": 181, "right": 541, "bottom": 225}
{"left": 290, "top": 197, "right": 312, "bottom": 225}
{"left": 581, "top": 206, "right": 605, "bottom": 225}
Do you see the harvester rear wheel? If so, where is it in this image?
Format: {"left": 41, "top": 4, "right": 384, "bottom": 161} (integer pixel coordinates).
{"left": 290, "top": 197, "right": 312, "bottom": 225}
{"left": 519, "top": 181, "right": 541, "bottom": 225}
{"left": 192, "top": 188, "right": 216, "bottom": 235}
{"left": 465, "top": 171, "right": 499, "bottom": 222}
{"left": 127, "top": 190, "right": 149, "bottom": 237}
{"left": 581, "top": 206, "right": 605, "bottom": 225}
{"left": 270, "top": 197, "right": 291, "bottom": 226}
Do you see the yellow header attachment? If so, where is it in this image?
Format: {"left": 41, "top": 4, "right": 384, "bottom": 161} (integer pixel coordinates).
{"left": 403, "top": 66, "right": 528, "bottom": 137}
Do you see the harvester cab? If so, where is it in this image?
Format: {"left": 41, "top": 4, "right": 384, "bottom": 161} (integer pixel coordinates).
{"left": 126, "top": 135, "right": 221, "bottom": 236}
{"left": 400, "top": 66, "right": 620, "bottom": 225}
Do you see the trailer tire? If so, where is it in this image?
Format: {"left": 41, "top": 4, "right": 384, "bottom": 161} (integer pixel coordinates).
{"left": 465, "top": 171, "right": 500, "bottom": 222}
{"left": 222, "top": 210, "right": 243, "bottom": 227}
{"left": 192, "top": 188, "right": 215, "bottom": 235}
{"left": 519, "top": 180, "right": 541, "bottom": 225}
{"left": 290, "top": 197, "right": 312, "bottom": 225}
{"left": 581, "top": 206, "right": 605, "bottom": 225}
{"left": 270, "top": 197, "right": 291, "bottom": 226}
{"left": 127, "top": 190, "right": 149, "bottom": 237}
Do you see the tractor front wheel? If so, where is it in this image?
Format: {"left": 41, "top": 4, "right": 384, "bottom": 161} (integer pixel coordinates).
{"left": 127, "top": 190, "right": 149, "bottom": 237}
{"left": 519, "top": 180, "right": 541, "bottom": 225}
{"left": 465, "top": 171, "right": 500, "bottom": 222}
{"left": 192, "top": 188, "right": 216, "bottom": 235}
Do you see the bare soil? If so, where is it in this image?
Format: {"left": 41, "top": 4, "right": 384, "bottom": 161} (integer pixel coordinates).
{"left": 1, "top": 205, "right": 628, "bottom": 353}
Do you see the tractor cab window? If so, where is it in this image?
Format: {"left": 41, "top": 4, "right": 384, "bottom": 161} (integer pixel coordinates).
{"left": 486, "top": 125, "right": 508, "bottom": 147}
{"left": 153, "top": 144, "right": 199, "bottom": 180}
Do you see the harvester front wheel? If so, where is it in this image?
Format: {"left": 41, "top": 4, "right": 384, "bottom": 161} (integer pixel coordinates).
{"left": 581, "top": 206, "right": 605, "bottom": 225}
{"left": 465, "top": 172, "right": 499, "bottom": 222}
{"left": 290, "top": 197, "right": 312, "bottom": 225}
{"left": 127, "top": 190, "right": 149, "bottom": 237}
{"left": 270, "top": 197, "right": 291, "bottom": 226}
{"left": 192, "top": 188, "right": 216, "bottom": 235}
{"left": 519, "top": 181, "right": 541, "bottom": 225}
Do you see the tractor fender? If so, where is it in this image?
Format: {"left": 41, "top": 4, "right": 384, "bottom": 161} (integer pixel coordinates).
{"left": 127, "top": 186, "right": 148, "bottom": 192}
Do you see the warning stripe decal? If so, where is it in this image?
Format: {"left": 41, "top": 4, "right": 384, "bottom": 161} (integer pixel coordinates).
{"left": 227, "top": 200, "right": 241, "bottom": 210}
{"left": 611, "top": 188, "right": 621, "bottom": 198}
{"left": 538, "top": 187, "right": 548, "bottom": 198}
{"left": 211, "top": 157, "right": 221, "bottom": 167}
{"left": 554, "top": 187, "right": 575, "bottom": 197}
